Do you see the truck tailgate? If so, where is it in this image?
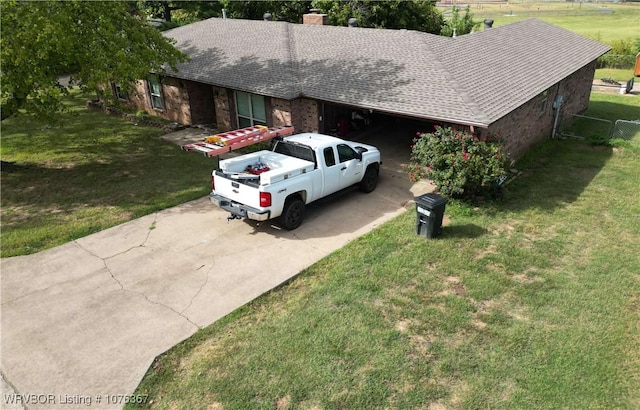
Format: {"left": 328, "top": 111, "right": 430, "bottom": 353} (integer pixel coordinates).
{"left": 213, "top": 172, "right": 261, "bottom": 209}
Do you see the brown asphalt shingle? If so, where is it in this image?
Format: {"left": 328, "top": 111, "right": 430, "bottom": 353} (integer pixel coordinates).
{"left": 163, "top": 18, "right": 610, "bottom": 127}
{"left": 433, "top": 19, "right": 612, "bottom": 123}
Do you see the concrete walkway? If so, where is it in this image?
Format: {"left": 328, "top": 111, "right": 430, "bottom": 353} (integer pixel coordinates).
{"left": 1, "top": 128, "right": 430, "bottom": 409}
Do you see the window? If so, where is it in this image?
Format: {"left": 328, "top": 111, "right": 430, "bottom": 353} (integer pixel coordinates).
{"left": 539, "top": 89, "right": 549, "bottom": 115}
{"left": 148, "top": 75, "right": 164, "bottom": 110}
{"left": 274, "top": 141, "right": 316, "bottom": 165}
{"left": 235, "top": 91, "right": 266, "bottom": 127}
{"left": 324, "top": 147, "right": 336, "bottom": 167}
{"left": 111, "top": 83, "right": 128, "bottom": 101}
{"left": 337, "top": 144, "right": 356, "bottom": 163}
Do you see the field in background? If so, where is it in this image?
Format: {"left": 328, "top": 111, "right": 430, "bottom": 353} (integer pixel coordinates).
{"left": 442, "top": 1, "right": 640, "bottom": 43}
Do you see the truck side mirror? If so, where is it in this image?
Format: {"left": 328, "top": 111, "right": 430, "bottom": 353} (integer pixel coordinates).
{"left": 354, "top": 146, "right": 368, "bottom": 161}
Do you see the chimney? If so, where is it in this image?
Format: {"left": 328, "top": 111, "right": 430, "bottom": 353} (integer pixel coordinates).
{"left": 484, "top": 19, "right": 494, "bottom": 29}
{"left": 347, "top": 18, "right": 358, "bottom": 27}
{"left": 303, "top": 8, "right": 328, "bottom": 25}
{"left": 263, "top": 12, "right": 272, "bottom": 21}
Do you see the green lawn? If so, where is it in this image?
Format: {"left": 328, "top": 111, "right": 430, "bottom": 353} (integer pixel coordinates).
{"left": 595, "top": 68, "right": 635, "bottom": 82}
{"left": 469, "top": 2, "right": 640, "bottom": 43}
{"left": 0, "top": 90, "right": 214, "bottom": 257}
{"left": 127, "top": 94, "right": 640, "bottom": 408}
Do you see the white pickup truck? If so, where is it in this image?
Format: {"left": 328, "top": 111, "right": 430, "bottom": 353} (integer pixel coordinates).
{"left": 210, "top": 133, "right": 381, "bottom": 230}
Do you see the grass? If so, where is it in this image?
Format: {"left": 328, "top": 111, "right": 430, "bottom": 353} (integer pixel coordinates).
{"left": 468, "top": 2, "right": 640, "bottom": 44}
{"left": 126, "top": 95, "right": 640, "bottom": 408}
{"left": 595, "top": 68, "right": 635, "bottom": 82}
{"left": 560, "top": 92, "right": 640, "bottom": 143}
{"left": 0, "top": 89, "right": 214, "bottom": 257}
{"left": 2, "top": 8, "right": 638, "bottom": 406}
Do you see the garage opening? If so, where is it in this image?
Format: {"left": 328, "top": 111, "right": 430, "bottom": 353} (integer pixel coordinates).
{"left": 321, "top": 102, "right": 439, "bottom": 173}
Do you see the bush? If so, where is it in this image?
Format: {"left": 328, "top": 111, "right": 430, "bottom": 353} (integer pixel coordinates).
{"left": 596, "top": 38, "right": 639, "bottom": 69}
{"left": 405, "top": 126, "right": 510, "bottom": 198}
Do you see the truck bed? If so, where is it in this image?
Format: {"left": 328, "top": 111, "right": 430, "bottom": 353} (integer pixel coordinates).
{"left": 219, "top": 150, "right": 315, "bottom": 186}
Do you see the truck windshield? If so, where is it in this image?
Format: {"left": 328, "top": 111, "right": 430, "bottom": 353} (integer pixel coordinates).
{"left": 273, "top": 141, "right": 316, "bottom": 166}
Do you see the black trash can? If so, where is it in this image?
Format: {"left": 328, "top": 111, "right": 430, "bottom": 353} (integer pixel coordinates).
{"left": 415, "top": 193, "right": 448, "bottom": 239}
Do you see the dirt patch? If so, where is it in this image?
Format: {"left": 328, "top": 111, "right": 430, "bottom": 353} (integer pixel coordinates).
{"left": 276, "top": 395, "right": 291, "bottom": 410}
{"left": 510, "top": 273, "right": 545, "bottom": 284}
{"left": 395, "top": 319, "right": 413, "bottom": 333}
{"left": 472, "top": 318, "right": 488, "bottom": 330}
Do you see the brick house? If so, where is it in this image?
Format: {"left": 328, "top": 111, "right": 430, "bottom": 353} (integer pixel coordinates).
{"left": 120, "top": 13, "right": 610, "bottom": 160}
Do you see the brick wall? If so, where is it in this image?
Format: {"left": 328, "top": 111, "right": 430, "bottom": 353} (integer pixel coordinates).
{"left": 557, "top": 61, "right": 596, "bottom": 120}
{"left": 186, "top": 81, "right": 215, "bottom": 125}
{"left": 486, "top": 62, "right": 596, "bottom": 160}
{"left": 160, "top": 77, "right": 191, "bottom": 124}
{"left": 126, "top": 81, "right": 148, "bottom": 112}
{"left": 291, "top": 98, "right": 320, "bottom": 132}
{"left": 124, "top": 77, "right": 191, "bottom": 124}
{"left": 303, "top": 12, "right": 328, "bottom": 25}
{"left": 271, "top": 98, "right": 293, "bottom": 127}
{"left": 117, "top": 79, "right": 313, "bottom": 132}
{"left": 486, "top": 88, "right": 556, "bottom": 160}
{"left": 213, "top": 86, "right": 233, "bottom": 131}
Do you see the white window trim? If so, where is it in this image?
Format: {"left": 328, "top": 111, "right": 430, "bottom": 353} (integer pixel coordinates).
{"left": 148, "top": 76, "right": 164, "bottom": 110}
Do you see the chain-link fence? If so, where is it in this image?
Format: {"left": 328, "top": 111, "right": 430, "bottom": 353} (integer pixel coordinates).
{"left": 611, "top": 119, "right": 640, "bottom": 142}
{"left": 558, "top": 114, "right": 613, "bottom": 141}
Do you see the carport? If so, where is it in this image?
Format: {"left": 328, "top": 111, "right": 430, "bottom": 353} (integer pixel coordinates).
{"left": 319, "top": 102, "right": 439, "bottom": 174}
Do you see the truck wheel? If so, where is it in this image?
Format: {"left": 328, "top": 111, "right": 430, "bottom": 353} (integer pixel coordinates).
{"left": 359, "top": 165, "right": 379, "bottom": 193}
{"left": 280, "top": 197, "right": 305, "bottom": 230}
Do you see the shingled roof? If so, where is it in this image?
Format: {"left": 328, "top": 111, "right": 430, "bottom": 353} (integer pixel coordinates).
{"left": 163, "top": 18, "right": 610, "bottom": 127}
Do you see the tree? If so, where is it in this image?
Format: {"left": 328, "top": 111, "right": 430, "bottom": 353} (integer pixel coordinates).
{"left": 140, "top": 1, "right": 180, "bottom": 22}
{"left": 440, "top": 5, "right": 479, "bottom": 37}
{"left": 136, "top": 1, "right": 313, "bottom": 25}
{"left": 0, "top": 0, "right": 187, "bottom": 122}
{"left": 311, "top": 0, "right": 443, "bottom": 33}
{"left": 214, "top": 1, "right": 312, "bottom": 23}
{"left": 133, "top": 1, "right": 444, "bottom": 32}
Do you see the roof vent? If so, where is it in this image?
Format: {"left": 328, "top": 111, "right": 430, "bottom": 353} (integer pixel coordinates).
{"left": 348, "top": 18, "right": 358, "bottom": 27}
{"left": 263, "top": 12, "right": 272, "bottom": 21}
{"left": 484, "top": 19, "right": 494, "bottom": 29}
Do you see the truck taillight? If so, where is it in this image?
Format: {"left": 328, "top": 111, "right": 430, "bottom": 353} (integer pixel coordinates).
{"left": 211, "top": 175, "right": 215, "bottom": 191}
{"left": 259, "top": 192, "right": 271, "bottom": 207}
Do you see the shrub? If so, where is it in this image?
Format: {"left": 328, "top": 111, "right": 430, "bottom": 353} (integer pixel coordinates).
{"left": 596, "top": 38, "right": 639, "bottom": 69}
{"left": 405, "top": 126, "right": 510, "bottom": 198}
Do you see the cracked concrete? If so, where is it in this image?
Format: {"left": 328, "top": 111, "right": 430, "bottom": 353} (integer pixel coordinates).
{"left": 1, "top": 127, "right": 433, "bottom": 409}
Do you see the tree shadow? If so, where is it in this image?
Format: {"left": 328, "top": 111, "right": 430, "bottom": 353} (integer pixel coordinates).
{"left": 173, "top": 43, "right": 412, "bottom": 106}
{"left": 500, "top": 139, "right": 613, "bottom": 212}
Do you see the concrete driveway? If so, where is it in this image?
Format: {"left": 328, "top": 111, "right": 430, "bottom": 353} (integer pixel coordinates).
{"left": 1, "top": 124, "right": 431, "bottom": 409}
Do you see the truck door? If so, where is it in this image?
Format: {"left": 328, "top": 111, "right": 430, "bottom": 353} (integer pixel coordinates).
{"left": 321, "top": 146, "right": 343, "bottom": 196}
{"left": 336, "top": 144, "right": 364, "bottom": 188}
{"left": 320, "top": 144, "right": 364, "bottom": 195}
